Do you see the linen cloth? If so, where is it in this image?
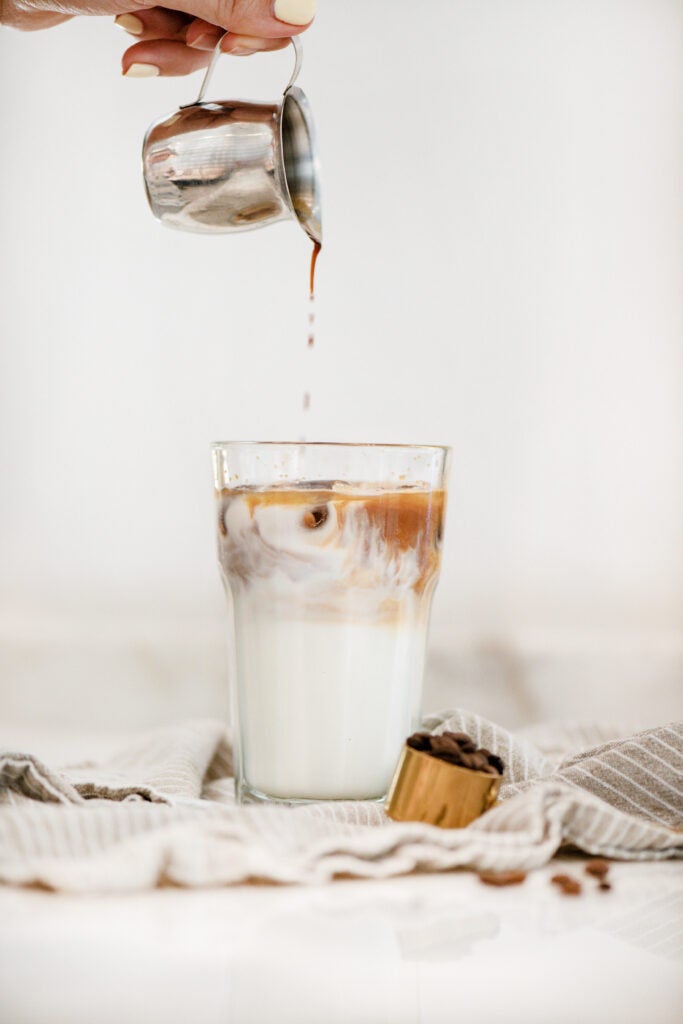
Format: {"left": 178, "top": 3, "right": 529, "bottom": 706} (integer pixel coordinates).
{"left": 0, "top": 711, "right": 681, "bottom": 892}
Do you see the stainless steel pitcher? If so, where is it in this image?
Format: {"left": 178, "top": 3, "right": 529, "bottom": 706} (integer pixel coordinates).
{"left": 142, "top": 37, "right": 321, "bottom": 243}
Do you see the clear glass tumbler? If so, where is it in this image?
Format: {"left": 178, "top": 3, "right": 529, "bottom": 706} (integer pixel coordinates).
{"left": 212, "top": 442, "right": 450, "bottom": 804}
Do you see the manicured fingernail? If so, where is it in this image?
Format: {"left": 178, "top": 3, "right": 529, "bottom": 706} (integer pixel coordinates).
{"left": 115, "top": 13, "right": 144, "bottom": 35}
{"left": 274, "top": 0, "right": 316, "bottom": 26}
{"left": 188, "top": 32, "right": 220, "bottom": 50}
{"left": 123, "top": 63, "right": 160, "bottom": 78}
{"left": 224, "top": 35, "right": 262, "bottom": 55}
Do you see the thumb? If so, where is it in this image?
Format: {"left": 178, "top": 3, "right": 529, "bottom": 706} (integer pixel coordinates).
{"left": 155, "top": 0, "right": 317, "bottom": 36}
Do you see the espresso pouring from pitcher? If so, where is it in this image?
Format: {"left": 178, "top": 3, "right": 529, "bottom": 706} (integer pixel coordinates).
{"left": 142, "top": 37, "right": 321, "bottom": 244}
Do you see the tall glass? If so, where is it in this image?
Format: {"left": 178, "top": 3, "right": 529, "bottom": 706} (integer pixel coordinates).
{"left": 212, "top": 442, "right": 450, "bottom": 804}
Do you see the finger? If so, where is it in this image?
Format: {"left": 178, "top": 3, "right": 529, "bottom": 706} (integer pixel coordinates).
{"left": 115, "top": 7, "right": 190, "bottom": 40}
{"left": 185, "top": 23, "right": 293, "bottom": 54}
{"left": 219, "top": 32, "right": 290, "bottom": 55}
{"left": 224, "top": 0, "right": 316, "bottom": 33}
{"left": 137, "top": 0, "right": 316, "bottom": 39}
{"left": 122, "top": 39, "right": 212, "bottom": 76}
{"left": 185, "top": 18, "right": 223, "bottom": 50}
{"left": 1, "top": 0, "right": 71, "bottom": 30}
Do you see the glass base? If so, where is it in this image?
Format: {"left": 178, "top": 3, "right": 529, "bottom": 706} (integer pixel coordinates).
{"left": 236, "top": 778, "right": 387, "bottom": 807}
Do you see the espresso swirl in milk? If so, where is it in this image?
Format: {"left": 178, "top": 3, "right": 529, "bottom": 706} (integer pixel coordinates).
{"left": 217, "top": 485, "right": 445, "bottom": 619}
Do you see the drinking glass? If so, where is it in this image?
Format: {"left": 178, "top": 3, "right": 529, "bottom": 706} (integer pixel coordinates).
{"left": 212, "top": 442, "right": 450, "bottom": 804}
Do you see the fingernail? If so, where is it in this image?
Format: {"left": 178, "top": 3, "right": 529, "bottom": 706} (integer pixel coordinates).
{"left": 123, "top": 62, "right": 160, "bottom": 78}
{"left": 115, "top": 13, "right": 144, "bottom": 35}
{"left": 224, "top": 35, "right": 261, "bottom": 55}
{"left": 188, "top": 32, "right": 220, "bottom": 50}
{"left": 274, "top": 0, "right": 316, "bottom": 26}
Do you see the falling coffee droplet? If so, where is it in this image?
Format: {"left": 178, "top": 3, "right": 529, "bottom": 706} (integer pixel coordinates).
{"left": 302, "top": 240, "right": 321, "bottom": 413}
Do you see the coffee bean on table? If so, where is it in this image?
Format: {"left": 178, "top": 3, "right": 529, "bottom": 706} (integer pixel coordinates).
{"left": 478, "top": 870, "right": 527, "bottom": 887}
{"left": 585, "top": 859, "right": 610, "bottom": 879}
{"left": 551, "top": 873, "right": 582, "bottom": 896}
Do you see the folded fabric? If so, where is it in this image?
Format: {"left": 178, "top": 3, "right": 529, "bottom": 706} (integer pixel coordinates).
{"left": 0, "top": 711, "right": 681, "bottom": 892}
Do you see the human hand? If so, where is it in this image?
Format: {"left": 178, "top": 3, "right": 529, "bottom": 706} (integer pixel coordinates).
{"left": 0, "top": 0, "right": 316, "bottom": 77}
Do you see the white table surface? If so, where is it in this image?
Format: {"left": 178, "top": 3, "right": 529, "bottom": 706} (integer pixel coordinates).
{"left": 1, "top": 725, "right": 682, "bottom": 1024}
{"left": 1, "top": 858, "right": 681, "bottom": 1024}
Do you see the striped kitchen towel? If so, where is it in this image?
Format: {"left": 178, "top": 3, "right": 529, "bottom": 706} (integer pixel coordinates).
{"left": 0, "top": 712, "right": 681, "bottom": 892}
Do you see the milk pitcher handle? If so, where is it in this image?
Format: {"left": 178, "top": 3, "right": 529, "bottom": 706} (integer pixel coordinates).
{"left": 194, "top": 34, "right": 304, "bottom": 105}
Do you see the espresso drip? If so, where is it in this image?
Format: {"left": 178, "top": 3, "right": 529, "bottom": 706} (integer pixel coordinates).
{"left": 307, "top": 240, "right": 321, "bottom": 350}
{"left": 302, "top": 239, "right": 321, "bottom": 416}
{"left": 309, "top": 240, "right": 321, "bottom": 299}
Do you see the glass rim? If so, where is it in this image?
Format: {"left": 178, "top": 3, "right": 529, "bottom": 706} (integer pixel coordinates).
{"left": 211, "top": 440, "right": 451, "bottom": 454}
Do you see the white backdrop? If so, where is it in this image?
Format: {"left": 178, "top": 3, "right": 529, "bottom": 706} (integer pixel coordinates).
{"left": 1, "top": 0, "right": 681, "bottom": 734}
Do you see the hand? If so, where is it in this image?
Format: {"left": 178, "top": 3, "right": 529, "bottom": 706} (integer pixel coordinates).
{"left": 0, "top": 0, "right": 316, "bottom": 77}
